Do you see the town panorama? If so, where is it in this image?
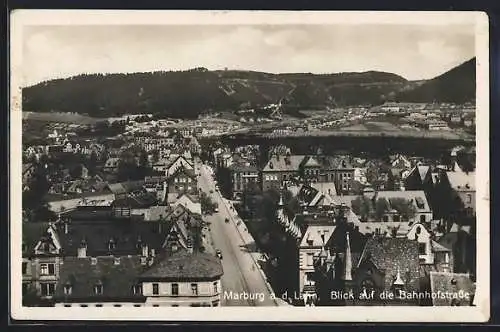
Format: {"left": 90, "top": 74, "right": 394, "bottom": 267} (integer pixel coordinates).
{"left": 20, "top": 59, "right": 477, "bottom": 308}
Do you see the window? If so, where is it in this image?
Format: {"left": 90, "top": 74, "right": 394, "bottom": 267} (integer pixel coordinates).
{"left": 64, "top": 304, "right": 72, "bottom": 307}
{"left": 213, "top": 282, "right": 218, "bottom": 294}
{"left": 152, "top": 283, "right": 159, "bottom": 295}
{"left": 22, "top": 262, "right": 28, "bottom": 275}
{"left": 91, "top": 257, "right": 97, "bottom": 265}
{"left": 382, "top": 216, "right": 389, "bottom": 223}
{"left": 95, "top": 304, "right": 103, "bottom": 307}
{"left": 134, "top": 304, "right": 141, "bottom": 307}
{"left": 445, "top": 252, "right": 450, "bottom": 264}
{"left": 420, "top": 215, "right": 426, "bottom": 223}
{"left": 466, "top": 194, "right": 472, "bottom": 204}
{"left": 80, "top": 304, "right": 88, "bottom": 307}
{"left": 306, "top": 253, "right": 314, "bottom": 266}
{"left": 133, "top": 284, "right": 143, "bottom": 295}
{"left": 393, "top": 215, "right": 400, "bottom": 222}
{"left": 40, "top": 283, "right": 55, "bottom": 297}
{"left": 153, "top": 304, "right": 159, "bottom": 307}
{"left": 113, "top": 304, "right": 122, "bottom": 307}
{"left": 418, "top": 243, "right": 426, "bottom": 255}
{"left": 40, "top": 263, "right": 55, "bottom": 276}
{"left": 94, "top": 284, "right": 103, "bottom": 295}
{"left": 191, "top": 283, "right": 198, "bottom": 296}
{"left": 64, "top": 284, "right": 72, "bottom": 295}
{"left": 171, "top": 283, "right": 179, "bottom": 296}
{"left": 172, "top": 304, "right": 179, "bottom": 307}
{"left": 211, "top": 300, "right": 220, "bottom": 307}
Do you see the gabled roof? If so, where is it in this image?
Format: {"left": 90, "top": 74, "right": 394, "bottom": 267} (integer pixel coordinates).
{"left": 357, "top": 237, "right": 420, "bottom": 291}
{"left": 55, "top": 219, "right": 171, "bottom": 257}
{"left": 22, "top": 222, "right": 52, "bottom": 256}
{"left": 446, "top": 170, "right": 475, "bottom": 191}
{"left": 108, "top": 181, "right": 145, "bottom": 196}
{"left": 319, "top": 156, "right": 354, "bottom": 170}
{"left": 431, "top": 240, "right": 451, "bottom": 252}
{"left": 138, "top": 250, "right": 223, "bottom": 281}
{"left": 417, "top": 165, "right": 430, "bottom": 181}
{"left": 429, "top": 272, "right": 475, "bottom": 306}
{"left": 262, "top": 155, "right": 305, "bottom": 172}
{"left": 299, "top": 225, "right": 336, "bottom": 248}
{"left": 54, "top": 256, "right": 146, "bottom": 302}
{"left": 310, "top": 182, "right": 337, "bottom": 197}
{"left": 302, "top": 156, "right": 321, "bottom": 168}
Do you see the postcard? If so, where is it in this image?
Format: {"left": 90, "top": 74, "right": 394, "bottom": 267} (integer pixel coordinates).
{"left": 10, "top": 10, "right": 489, "bottom": 322}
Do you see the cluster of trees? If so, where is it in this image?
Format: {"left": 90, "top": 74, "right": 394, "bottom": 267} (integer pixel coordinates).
{"left": 116, "top": 148, "right": 152, "bottom": 182}
{"left": 23, "top": 163, "right": 56, "bottom": 223}
{"left": 200, "top": 192, "right": 217, "bottom": 215}
{"left": 350, "top": 195, "right": 417, "bottom": 222}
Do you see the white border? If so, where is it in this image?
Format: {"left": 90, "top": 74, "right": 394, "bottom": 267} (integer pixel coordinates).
{"left": 10, "top": 10, "right": 490, "bottom": 322}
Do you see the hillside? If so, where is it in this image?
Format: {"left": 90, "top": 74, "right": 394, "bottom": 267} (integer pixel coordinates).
{"left": 396, "top": 58, "right": 476, "bottom": 103}
{"left": 21, "top": 60, "right": 475, "bottom": 119}
{"left": 22, "top": 69, "right": 407, "bottom": 119}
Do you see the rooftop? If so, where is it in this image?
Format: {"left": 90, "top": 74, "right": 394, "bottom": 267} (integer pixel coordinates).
{"left": 429, "top": 272, "right": 475, "bottom": 306}
{"left": 139, "top": 250, "right": 223, "bottom": 281}
{"left": 54, "top": 256, "right": 146, "bottom": 302}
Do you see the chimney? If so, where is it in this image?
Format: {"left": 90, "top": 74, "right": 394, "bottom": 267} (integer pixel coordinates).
{"left": 77, "top": 239, "right": 87, "bottom": 258}
{"left": 142, "top": 243, "right": 149, "bottom": 257}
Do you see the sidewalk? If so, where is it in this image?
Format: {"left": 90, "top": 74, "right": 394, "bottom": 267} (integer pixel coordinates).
{"left": 220, "top": 197, "right": 285, "bottom": 306}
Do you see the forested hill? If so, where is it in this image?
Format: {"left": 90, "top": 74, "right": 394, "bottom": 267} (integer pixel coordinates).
{"left": 396, "top": 58, "right": 476, "bottom": 104}
{"left": 22, "top": 60, "right": 475, "bottom": 119}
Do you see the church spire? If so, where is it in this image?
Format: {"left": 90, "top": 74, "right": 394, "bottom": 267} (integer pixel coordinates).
{"left": 344, "top": 232, "right": 353, "bottom": 281}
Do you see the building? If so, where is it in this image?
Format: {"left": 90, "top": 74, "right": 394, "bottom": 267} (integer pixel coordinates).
{"left": 428, "top": 272, "right": 475, "bottom": 306}
{"left": 139, "top": 250, "right": 223, "bottom": 307}
{"left": 317, "top": 156, "right": 355, "bottom": 195}
{"left": 45, "top": 188, "right": 116, "bottom": 214}
{"left": 406, "top": 223, "right": 453, "bottom": 271}
{"left": 261, "top": 155, "right": 304, "bottom": 191}
{"left": 349, "top": 237, "right": 421, "bottom": 305}
{"left": 22, "top": 222, "right": 63, "bottom": 306}
{"left": 166, "top": 166, "right": 197, "bottom": 200}
{"left": 338, "top": 188, "right": 433, "bottom": 227}
{"left": 229, "top": 163, "right": 259, "bottom": 200}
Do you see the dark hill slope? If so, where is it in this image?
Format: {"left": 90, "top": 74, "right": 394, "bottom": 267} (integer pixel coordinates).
{"left": 396, "top": 58, "right": 476, "bottom": 103}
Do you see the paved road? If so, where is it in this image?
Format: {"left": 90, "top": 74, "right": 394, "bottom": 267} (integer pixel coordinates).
{"left": 197, "top": 162, "right": 278, "bottom": 307}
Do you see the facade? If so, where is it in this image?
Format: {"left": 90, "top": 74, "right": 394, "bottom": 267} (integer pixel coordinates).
{"left": 139, "top": 251, "right": 223, "bottom": 307}
{"left": 261, "top": 155, "right": 304, "bottom": 191}
{"left": 166, "top": 166, "right": 197, "bottom": 198}
{"left": 22, "top": 222, "right": 63, "bottom": 305}
{"left": 229, "top": 163, "right": 259, "bottom": 199}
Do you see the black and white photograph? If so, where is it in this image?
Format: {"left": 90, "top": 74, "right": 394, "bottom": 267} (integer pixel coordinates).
{"left": 10, "top": 10, "right": 489, "bottom": 322}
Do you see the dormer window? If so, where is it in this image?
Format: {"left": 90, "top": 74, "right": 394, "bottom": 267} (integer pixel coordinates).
{"left": 108, "top": 239, "right": 116, "bottom": 251}
{"left": 64, "top": 283, "right": 72, "bottom": 295}
{"left": 94, "top": 281, "right": 103, "bottom": 295}
{"left": 133, "top": 284, "right": 143, "bottom": 295}
{"left": 114, "top": 257, "right": 121, "bottom": 265}
{"left": 91, "top": 257, "right": 97, "bottom": 265}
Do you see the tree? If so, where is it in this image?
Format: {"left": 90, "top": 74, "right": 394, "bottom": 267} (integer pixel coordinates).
{"left": 390, "top": 198, "right": 417, "bottom": 221}
{"left": 200, "top": 192, "right": 216, "bottom": 214}
{"left": 69, "top": 164, "right": 83, "bottom": 179}
{"left": 375, "top": 198, "right": 390, "bottom": 221}
{"left": 351, "top": 196, "right": 372, "bottom": 221}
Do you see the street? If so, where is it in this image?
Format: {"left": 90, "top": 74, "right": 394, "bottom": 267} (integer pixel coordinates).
{"left": 197, "top": 162, "right": 278, "bottom": 307}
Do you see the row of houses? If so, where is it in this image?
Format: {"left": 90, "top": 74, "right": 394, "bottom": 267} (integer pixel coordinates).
{"left": 22, "top": 204, "right": 222, "bottom": 307}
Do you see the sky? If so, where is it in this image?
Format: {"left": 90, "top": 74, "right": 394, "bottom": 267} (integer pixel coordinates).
{"left": 21, "top": 24, "right": 475, "bottom": 86}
